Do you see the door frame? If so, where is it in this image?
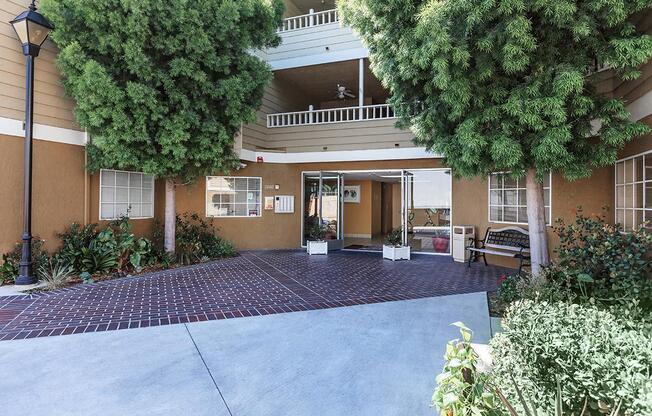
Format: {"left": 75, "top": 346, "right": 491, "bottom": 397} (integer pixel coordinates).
{"left": 300, "top": 168, "right": 453, "bottom": 255}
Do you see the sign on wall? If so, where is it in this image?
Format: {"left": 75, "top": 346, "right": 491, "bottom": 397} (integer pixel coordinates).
{"left": 343, "top": 185, "right": 361, "bottom": 203}
{"left": 264, "top": 197, "right": 275, "bottom": 210}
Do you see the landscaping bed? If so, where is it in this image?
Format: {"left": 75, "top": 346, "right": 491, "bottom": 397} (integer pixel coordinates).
{"left": 0, "top": 212, "right": 236, "bottom": 292}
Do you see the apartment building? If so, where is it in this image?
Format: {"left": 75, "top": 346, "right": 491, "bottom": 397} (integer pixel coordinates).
{"left": 0, "top": 0, "right": 650, "bottom": 266}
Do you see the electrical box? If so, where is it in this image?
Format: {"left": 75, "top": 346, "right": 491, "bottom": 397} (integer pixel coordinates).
{"left": 275, "top": 196, "right": 294, "bottom": 213}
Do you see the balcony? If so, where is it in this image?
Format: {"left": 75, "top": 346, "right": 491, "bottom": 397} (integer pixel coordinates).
{"left": 263, "top": 2, "right": 367, "bottom": 70}
{"left": 278, "top": 9, "right": 340, "bottom": 33}
{"left": 267, "top": 104, "right": 395, "bottom": 128}
{"left": 241, "top": 58, "right": 415, "bottom": 153}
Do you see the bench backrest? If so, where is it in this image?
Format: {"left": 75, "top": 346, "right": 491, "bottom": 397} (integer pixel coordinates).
{"left": 485, "top": 226, "right": 530, "bottom": 251}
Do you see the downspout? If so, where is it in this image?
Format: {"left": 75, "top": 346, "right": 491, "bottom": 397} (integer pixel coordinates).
{"left": 83, "top": 129, "right": 90, "bottom": 226}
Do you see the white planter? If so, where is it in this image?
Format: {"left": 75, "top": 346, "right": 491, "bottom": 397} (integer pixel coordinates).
{"left": 383, "top": 245, "right": 411, "bottom": 261}
{"left": 307, "top": 240, "right": 328, "bottom": 255}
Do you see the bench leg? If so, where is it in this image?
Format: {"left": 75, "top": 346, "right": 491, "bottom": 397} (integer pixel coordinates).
{"left": 482, "top": 253, "right": 488, "bottom": 267}
{"left": 467, "top": 250, "right": 473, "bottom": 268}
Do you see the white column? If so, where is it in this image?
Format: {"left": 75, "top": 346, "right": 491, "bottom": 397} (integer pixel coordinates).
{"left": 309, "top": 105, "right": 314, "bottom": 124}
{"left": 359, "top": 58, "right": 365, "bottom": 120}
{"left": 309, "top": 9, "right": 315, "bottom": 27}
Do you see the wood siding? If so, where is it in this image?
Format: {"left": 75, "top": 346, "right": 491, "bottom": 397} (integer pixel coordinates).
{"left": 268, "top": 23, "right": 363, "bottom": 63}
{"left": 0, "top": 0, "right": 79, "bottom": 131}
{"left": 266, "top": 119, "right": 414, "bottom": 152}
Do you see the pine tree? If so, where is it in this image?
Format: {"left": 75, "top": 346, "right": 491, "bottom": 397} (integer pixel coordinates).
{"left": 339, "top": 0, "right": 652, "bottom": 274}
{"left": 41, "top": 0, "right": 284, "bottom": 253}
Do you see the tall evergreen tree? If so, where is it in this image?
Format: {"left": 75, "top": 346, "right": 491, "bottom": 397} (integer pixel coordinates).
{"left": 339, "top": 0, "right": 652, "bottom": 274}
{"left": 41, "top": 0, "right": 284, "bottom": 253}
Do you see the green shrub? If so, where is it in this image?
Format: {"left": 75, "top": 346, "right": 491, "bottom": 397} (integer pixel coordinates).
{"left": 548, "top": 209, "right": 651, "bottom": 309}
{"left": 0, "top": 239, "right": 50, "bottom": 284}
{"left": 497, "top": 274, "right": 520, "bottom": 304}
{"left": 55, "top": 223, "right": 98, "bottom": 273}
{"left": 176, "top": 213, "right": 236, "bottom": 265}
{"left": 432, "top": 323, "right": 501, "bottom": 416}
{"left": 491, "top": 300, "right": 652, "bottom": 416}
{"left": 384, "top": 228, "right": 403, "bottom": 247}
{"left": 307, "top": 217, "right": 327, "bottom": 241}
{"left": 54, "top": 217, "right": 155, "bottom": 276}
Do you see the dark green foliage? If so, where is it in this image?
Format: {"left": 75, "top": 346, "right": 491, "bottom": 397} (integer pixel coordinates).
{"left": 339, "top": 0, "right": 652, "bottom": 180}
{"left": 0, "top": 239, "right": 50, "bottom": 285}
{"left": 497, "top": 274, "right": 520, "bottom": 304}
{"left": 41, "top": 0, "right": 284, "bottom": 182}
{"left": 175, "top": 213, "right": 236, "bottom": 265}
{"left": 55, "top": 223, "right": 98, "bottom": 273}
{"left": 384, "top": 228, "right": 404, "bottom": 247}
{"left": 307, "top": 219, "right": 327, "bottom": 241}
{"left": 54, "top": 217, "right": 156, "bottom": 275}
{"left": 546, "top": 208, "right": 651, "bottom": 309}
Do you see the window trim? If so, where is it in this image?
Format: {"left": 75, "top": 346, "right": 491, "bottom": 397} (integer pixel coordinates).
{"left": 205, "top": 176, "right": 263, "bottom": 218}
{"left": 99, "top": 169, "right": 155, "bottom": 221}
{"left": 614, "top": 150, "right": 651, "bottom": 231}
{"left": 487, "top": 171, "right": 552, "bottom": 226}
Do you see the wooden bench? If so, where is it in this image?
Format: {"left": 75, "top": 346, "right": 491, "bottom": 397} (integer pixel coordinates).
{"left": 466, "top": 226, "right": 530, "bottom": 274}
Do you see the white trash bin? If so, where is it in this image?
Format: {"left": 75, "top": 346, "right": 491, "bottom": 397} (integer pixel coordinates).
{"left": 453, "top": 226, "right": 475, "bottom": 263}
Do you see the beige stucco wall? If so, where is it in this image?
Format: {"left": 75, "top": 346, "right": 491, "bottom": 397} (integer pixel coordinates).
{"left": 0, "top": 134, "right": 86, "bottom": 253}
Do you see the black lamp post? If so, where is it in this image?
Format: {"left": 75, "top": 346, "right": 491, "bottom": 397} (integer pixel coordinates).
{"left": 10, "top": 1, "right": 53, "bottom": 285}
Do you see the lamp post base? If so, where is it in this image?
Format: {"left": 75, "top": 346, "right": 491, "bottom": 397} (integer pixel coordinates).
{"left": 15, "top": 275, "right": 37, "bottom": 286}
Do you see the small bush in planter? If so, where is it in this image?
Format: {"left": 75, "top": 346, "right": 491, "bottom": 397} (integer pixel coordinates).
{"left": 308, "top": 221, "right": 327, "bottom": 241}
{"left": 384, "top": 227, "right": 404, "bottom": 247}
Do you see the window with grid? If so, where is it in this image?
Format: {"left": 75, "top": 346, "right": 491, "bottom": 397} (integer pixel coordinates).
{"left": 615, "top": 151, "right": 651, "bottom": 232}
{"left": 100, "top": 170, "right": 154, "bottom": 220}
{"left": 489, "top": 173, "right": 551, "bottom": 225}
{"left": 206, "top": 177, "right": 262, "bottom": 217}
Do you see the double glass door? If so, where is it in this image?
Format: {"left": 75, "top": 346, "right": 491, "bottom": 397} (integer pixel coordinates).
{"left": 302, "top": 172, "right": 344, "bottom": 249}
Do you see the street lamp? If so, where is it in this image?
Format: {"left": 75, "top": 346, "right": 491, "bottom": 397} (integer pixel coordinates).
{"left": 10, "top": 1, "right": 53, "bottom": 285}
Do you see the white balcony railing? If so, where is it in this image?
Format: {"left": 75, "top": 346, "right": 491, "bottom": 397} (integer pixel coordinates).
{"left": 267, "top": 104, "right": 396, "bottom": 128}
{"left": 278, "top": 9, "right": 339, "bottom": 33}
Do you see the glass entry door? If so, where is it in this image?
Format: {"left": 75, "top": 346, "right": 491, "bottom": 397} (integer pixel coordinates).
{"left": 401, "top": 170, "right": 413, "bottom": 246}
{"left": 302, "top": 171, "right": 344, "bottom": 249}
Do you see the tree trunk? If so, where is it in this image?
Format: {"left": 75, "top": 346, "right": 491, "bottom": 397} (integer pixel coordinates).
{"left": 164, "top": 178, "right": 176, "bottom": 254}
{"left": 525, "top": 169, "right": 550, "bottom": 276}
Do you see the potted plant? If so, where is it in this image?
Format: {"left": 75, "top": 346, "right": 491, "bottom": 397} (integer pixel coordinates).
{"left": 307, "top": 222, "right": 328, "bottom": 255}
{"left": 383, "top": 227, "right": 410, "bottom": 261}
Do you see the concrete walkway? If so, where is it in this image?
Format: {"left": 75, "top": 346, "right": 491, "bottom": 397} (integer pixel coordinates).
{"left": 0, "top": 292, "right": 490, "bottom": 416}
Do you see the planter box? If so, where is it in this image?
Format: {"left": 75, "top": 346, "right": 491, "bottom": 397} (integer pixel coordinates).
{"left": 307, "top": 240, "right": 328, "bottom": 255}
{"left": 383, "top": 245, "right": 411, "bottom": 261}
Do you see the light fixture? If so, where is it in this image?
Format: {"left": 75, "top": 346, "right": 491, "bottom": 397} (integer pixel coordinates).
{"left": 10, "top": 0, "right": 54, "bottom": 285}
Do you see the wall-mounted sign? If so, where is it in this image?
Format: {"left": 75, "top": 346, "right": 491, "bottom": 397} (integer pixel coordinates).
{"left": 264, "top": 196, "right": 275, "bottom": 210}
{"left": 343, "top": 185, "right": 361, "bottom": 203}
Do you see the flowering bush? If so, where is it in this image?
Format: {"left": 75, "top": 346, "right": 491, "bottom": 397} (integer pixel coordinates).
{"left": 547, "top": 208, "right": 651, "bottom": 309}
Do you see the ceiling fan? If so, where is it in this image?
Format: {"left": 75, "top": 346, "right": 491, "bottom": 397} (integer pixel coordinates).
{"left": 334, "top": 84, "right": 356, "bottom": 100}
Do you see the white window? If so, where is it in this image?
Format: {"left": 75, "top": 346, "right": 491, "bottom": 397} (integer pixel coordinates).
{"left": 489, "top": 172, "right": 551, "bottom": 225}
{"left": 615, "top": 150, "right": 651, "bottom": 231}
{"left": 100, "top": 170, "right": 154, "bottom": 220}
{"left": 206, "top": 177, "right": 262, "bottom": 217}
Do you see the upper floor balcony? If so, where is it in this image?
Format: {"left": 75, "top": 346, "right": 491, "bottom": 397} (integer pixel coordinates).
{"left": 241, "top": 59, "right": 415, "bottom": 154}
{"left": 260, "top": 1, "right": 368, "bottom": 71}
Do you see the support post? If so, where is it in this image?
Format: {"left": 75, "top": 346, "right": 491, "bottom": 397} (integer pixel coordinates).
{"left": 359, "top": 58, "right": 365, "bottom": 120}
{"left": 16, "top": 54, "right": 36, "bottom": 285}
{"left": 309, "top": 9, "right": 315, "bottom": 27}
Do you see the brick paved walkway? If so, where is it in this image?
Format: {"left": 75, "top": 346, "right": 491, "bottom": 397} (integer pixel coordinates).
{"left": 0, "top": 251, "right": 509, "bottom": 341}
